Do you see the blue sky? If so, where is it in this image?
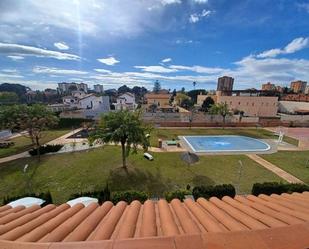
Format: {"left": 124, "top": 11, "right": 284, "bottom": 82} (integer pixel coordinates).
{"left": 0, "top": 0, "right": 309, "bottom": 91}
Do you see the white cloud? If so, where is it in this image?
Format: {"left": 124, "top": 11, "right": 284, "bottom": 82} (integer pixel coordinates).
{"left": 189, "top": 9, "right": 212, "bottom": 23}
{"left": 0, "top": 43, "right": 80, "bottom": 60}
{"left": 135, "top": 65, "right": 178, "bottom": 73}
{"left": 161, "top": 58, "right": 172, "bottom": 63}
{"left": 169, "top": 65, "right": 224, "bottom": 74}
{"left": 257, "top": 37, "right": 309, "bottom": 58}
{"left": 0, "top": 73, "right": 23, "bottom": 78}
{"left": 97, "top": 57, "right": 120, "bottom": 66}
{"left": 193, "top": 0, "right": 208, "bottom": 3}
{"left": 94, "top": 68, "right": 112, "bottom": 73}
{"left": 33, "top": 66, "right": 88, "bottom": 75}
{"left": 7, "top": 55, "right": 24, "bottom": 61}
{"left": 160, "top": 0, "right": 181, "bottom": 5}
{"left": 54, "top": 42, "right": 69, "bottom": 50}
{"left": 189, "top": 14, "right": 200, "bottom": 23}
{"left": 1, "top": 69, "right": 18, "bottom": 73}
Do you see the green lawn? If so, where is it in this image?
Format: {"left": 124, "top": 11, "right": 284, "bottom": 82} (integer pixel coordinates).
{"left": 261, "top": 151, "right": 309, "bottom": 184}
{"left": 149, "top": 128, "right": 298, "bottom": 147}
{"left": 0, "top": 146, "right": 283, "bottom": 204}
{"left": 0, "top": 129, "right": 70, "bottom": 158}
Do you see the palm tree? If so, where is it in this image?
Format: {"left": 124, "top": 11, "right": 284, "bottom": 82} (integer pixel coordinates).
{"left": 193, "top": 81, "right": 196, "bottom": 90}
{"left": 209, "top": 102, "right": 231, "bottom": 128}
{"left": 89, "top": 110, "right": 150, "bottom": 169}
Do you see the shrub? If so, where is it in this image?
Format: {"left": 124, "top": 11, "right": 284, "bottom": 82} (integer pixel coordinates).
{"left": 29, "top": 144, "right": 63, "bottom": 156}
{"left": 69, "top": 184, "right": 111, "bottom": 204}
{"left": 2, "top": 191, "right": 53, "bottom": 206}
{"left": 251, "top": 182, "right": 309, "bottom": 196}
{"left": 57, "top": 118, "right": 93, "bottom": 129}
{"left": 192, "top": 184, "right": 236, "bottom": 200}
{"left": 111, "top": 191, "right": 148, "bottom": 204}
{"left": 165, "top": 190, "right": 191, "bottom": 202}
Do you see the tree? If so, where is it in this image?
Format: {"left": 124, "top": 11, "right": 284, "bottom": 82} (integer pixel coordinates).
{"left": 153, "top": 80, "right": 161, "bottom": 93}
{"left": 89, "top": 110, "right": 150, "bottom": 169}
{"left": 193, "top": 81, "right": 196, "bottom": 90}
{"left": 148, "top": 103, "right": 157, "bottom": 113}
{"left": 0, "top": 104, "right": 59, "bottom": 160}
{"left": 209, "top": 102, "right": 231, "bottom": 128}
{"left": 118, "top": 85, "right": 132, "bottom": 94}
{"left": 0, "top": 92, "right": 19, "bottom": 104}
{"left": 201, "top": 97, "right": 214, "bottom": 112}
{"left": 187, "top": 89, "right": 207, "bottom": 104}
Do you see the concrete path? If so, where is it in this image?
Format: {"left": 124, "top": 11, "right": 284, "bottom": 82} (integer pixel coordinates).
{"left": 247, "top": 154, "right": 304, "bottom": 184}
{"left": 0, "top": 129, "right": 83, "bottom": 164}
{"left": 0, "top": 151, "right": 30, "bottom": 165}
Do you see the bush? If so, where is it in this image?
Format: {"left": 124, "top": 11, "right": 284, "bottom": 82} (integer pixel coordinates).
{"left": 251, "top": 182, "right": 309, "bottom": 196}
{"left": 57, "top": 118, "right": 93, "bottom": 129}
{"left": 3, "top": 191, "right": 53, "bottom": 206}
{"left": 165, "top": 190, "right": 191, "bottom": 202}
{"left": 111, "top": 191, "right": 148, "bottom": 204}
{"left": 29, "top": 144, "right": 63, "bottom": 156}
{"left": 192, "top": 184, "right": 236, "bottom": 200}
{"left": 69, "top": 184, "right": 111, "bottom": 204}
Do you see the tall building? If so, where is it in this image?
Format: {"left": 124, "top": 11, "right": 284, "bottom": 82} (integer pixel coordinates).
{"left": 94, "top": 84, "right": 104, "bottom": 93}
{"left": 290, "top": 80, "right": 307, "bottom": 94}
{"left": 57, "top": 82, "right": 88, "bottom": 94}
{"left": 262, "top": 82, "right": 276, "bottom": 91}
{"left": 217, "top": 76, "right": 234, "bottom": 94}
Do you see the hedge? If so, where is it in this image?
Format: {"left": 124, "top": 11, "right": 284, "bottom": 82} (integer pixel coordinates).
{"left": 192, "top": 184, "right": 236, "bottom": 200}
{"left": 165, "top": 190, "right": 191, "bottom": 202}
{"left": 69, "top": 185, "right": 111, "bottom": 204}
{"left": 57, "top": 118, "right": 93, "bottom": 129}
{"left": 251, "top": 182, "right": 309, "bottom": 196}
{"left": 2, "top": 191, "right": 53, "bottom": 206}
{"left": 29, "top": 144, "right": 63, "bottom": 156}
{"left": 111, "top": 191, "right": 148, "bottom": 204}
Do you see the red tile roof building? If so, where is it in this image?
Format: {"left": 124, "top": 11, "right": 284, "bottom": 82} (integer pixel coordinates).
{"left": 0, "top": 192, "right": 309, "bottom": 248}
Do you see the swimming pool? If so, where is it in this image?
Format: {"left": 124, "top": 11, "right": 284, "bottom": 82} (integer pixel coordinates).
{"left": 182, "top": 135, "right": 270, "bottom": 153}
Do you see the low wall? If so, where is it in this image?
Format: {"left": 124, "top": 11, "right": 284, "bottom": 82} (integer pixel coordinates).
{"left": 279, "top": 101, "right": 309, "bottom": 114}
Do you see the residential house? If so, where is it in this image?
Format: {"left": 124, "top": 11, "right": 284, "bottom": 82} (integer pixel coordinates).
{"left": 114, "top": 92, "right": 137, "bottom": 110}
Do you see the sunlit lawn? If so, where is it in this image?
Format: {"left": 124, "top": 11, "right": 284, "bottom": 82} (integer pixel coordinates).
{"left": 261, "top": 151, "right": 309, "bottom": 184}
{"left": 0, "top": 146, "right": 283, "bottom": 204}
{"left": 0, "top": 129, "right": 70, "bottom": 158}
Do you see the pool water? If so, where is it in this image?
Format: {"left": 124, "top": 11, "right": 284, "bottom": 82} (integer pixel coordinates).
{"left": 182, "top": 135, "right": 270, "bottom": 153}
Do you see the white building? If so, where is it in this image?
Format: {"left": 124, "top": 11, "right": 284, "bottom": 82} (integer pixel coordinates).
{"left": 79, "top": 94, "right": 110, "bottom": 111}
{"left": 94, "top": 84, "right": 104, "bottom": 93}
{"left": 114, "top": 92, "right": 137, "bottom": 110}
{"left": 57, "top": 82, "right": 88, "bottom": 94}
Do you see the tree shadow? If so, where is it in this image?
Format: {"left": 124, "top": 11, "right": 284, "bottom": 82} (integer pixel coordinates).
{"left": 107, "top": 167, "right": 173, "bottom": 197}
{"left": 192, "top": 175, "right": 215, "bottom": 186}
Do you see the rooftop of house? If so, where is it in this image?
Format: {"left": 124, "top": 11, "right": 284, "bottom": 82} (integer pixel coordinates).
{"left": 0, "top": 192, "right": 308, "bottom": 249}
{"left": 145, "top": 93, "right": 172, "bottom": 99}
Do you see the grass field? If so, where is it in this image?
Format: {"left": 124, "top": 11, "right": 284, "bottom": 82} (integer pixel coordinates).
{"left": 0, "top": 146, "right": 283, "bottom": 203}
{"left": 0, "top": 129, "right": 70, "bottom": 158}
{"left": 261, "top": 151, "right": 309, "bottom": 184}
{"left": 149, "top": 128, "right": 298, "bottom": 147}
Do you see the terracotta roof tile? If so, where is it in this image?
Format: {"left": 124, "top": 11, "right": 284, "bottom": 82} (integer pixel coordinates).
{"left": 0, "top": 192, "right": 308, "bottom": 248}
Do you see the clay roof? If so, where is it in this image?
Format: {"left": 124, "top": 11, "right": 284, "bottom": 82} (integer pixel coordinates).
{"left": 145, "top": 93, "right": 172, "bottom": 99}
{"left": 0, "top": 192, "right": 309, "bottom": 248}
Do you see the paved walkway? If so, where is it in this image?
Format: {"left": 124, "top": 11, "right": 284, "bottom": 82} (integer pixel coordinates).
{"left": 0, "top": 129, "right": 83, "bottom": 164}
{"left": 247, "top": 154, "right": 304, "bottom": 184}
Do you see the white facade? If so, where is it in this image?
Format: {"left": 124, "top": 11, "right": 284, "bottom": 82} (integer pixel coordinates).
{"left": 115, "top": 92, "right": 136, "bottom": 110}
{"left": 79, "top": 94, "right": 110, "bottom": 111}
